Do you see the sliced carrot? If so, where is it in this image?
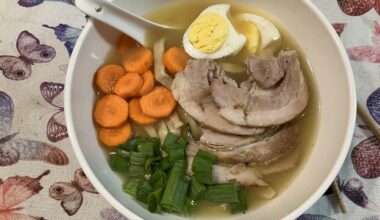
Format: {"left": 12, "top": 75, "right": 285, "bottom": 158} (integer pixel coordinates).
{"left": 122, "top": 47, "right": 153, "bottom": 74}
{"left": 95, "top": 64, "right": 125, "bottom": 93}
{"left": 138, "top": 70, "right": 155, "bottom": 96}
{"left": 117, "top": 34, "right": 140, "bottom": 56}
{"left": 99, "top": 123, "right": 132, "bottom": 147}
{"left": 140, "top": 86, "right": 176, "bottom": 118}
{"left": 129, "top": 98, "right": 158, "bottom": 125}
{"left": 94, "top": 94, "right": 129, "bottom": 127}
{"left": 163, "top": 47, "right": 191, "bottom": 76}
{"left": 113, "top": 73, "right": 144, "bottom": 98}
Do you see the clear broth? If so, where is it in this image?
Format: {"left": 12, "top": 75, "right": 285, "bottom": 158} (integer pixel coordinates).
{"left": 101, "top": 1, "right": 320, "bottom": 217}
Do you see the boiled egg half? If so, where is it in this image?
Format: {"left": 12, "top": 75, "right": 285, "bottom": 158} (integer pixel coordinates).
{"left": 183, "top": 4, "right": 246, "bottom": 59}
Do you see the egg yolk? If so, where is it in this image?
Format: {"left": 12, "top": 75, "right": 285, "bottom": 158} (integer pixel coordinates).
{"left": 188, "top": 13, "right": 229, "bottom": 53}
{"left": 236, "top": 20, "right": 261, "bottom": 54}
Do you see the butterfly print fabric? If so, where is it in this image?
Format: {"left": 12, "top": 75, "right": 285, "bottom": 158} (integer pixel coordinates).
{"left": 0, "top": 91, "right": 68, "bottom": 166}
{"left": 0, "top": 170, "right": 50, "bottom": 219}
{"left": 40, "top": 82, "right": 68, "bottom": 142}
{"left": 43, "top": 24, "right": 82, "bottom": 56}
{"left": 0, "top": 31, "right": 56, "bottom": 80}
{"left": 49, "top": 169, "right": 98, "bottom": 216}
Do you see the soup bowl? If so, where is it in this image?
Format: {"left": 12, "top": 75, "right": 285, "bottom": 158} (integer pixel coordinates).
{"left": 65, "top": 0, "right": 356, "bottom": 219}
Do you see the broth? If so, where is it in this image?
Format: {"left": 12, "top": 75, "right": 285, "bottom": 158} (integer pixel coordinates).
{"left": 101, "top": 0, "right": 320, "bottom": 216}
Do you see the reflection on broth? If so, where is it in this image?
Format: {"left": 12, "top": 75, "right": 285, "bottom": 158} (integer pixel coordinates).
{"left": 95, "top": 1, "right": 320, "bottom": 217}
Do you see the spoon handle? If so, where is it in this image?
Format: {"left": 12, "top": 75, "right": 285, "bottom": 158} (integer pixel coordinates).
{"left": 75, "top": 0, "right": 160, "bottom": 45}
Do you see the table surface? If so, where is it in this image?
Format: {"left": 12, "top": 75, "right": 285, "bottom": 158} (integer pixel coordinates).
{"left": 0, "top": 0, "right": 379, "bottom": 219}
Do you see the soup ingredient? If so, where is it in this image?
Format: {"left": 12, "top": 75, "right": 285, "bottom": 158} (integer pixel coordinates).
{"left": 143, "top": 125, "right": 159, "bottom": 137}
{"left": 157, "top": 121, "right": 169, "bottom": 144}
{"left": 235, "top": 13, "right": 280, "bottom": 50}
{"left": 247, "top": 55, "right": 284, "bottom": 89}
{"left": 94, "top": 94, "right": 129, "bottom": 128}
{"left": 187, "top": 124, "right": 299, "bottom": 164}
{"left": 164, "top": 111, "right": 184, "bottom": 136}
{"left": 129, "top": 98, "right": 158, "bottom": 125}
{"left": 153, "top": 39, "right": 173, "bottom": 88}
{"left": 191, "top": 150, "right": 217, "bottom": 184}
{"left": 163, "top": 47, "right": 191, "bottom": 76}
{"left": 211, "top": 50, "right": 309, "bottom": 127}
{"left": 99, "top": 123, "right": 132, "bottom": 147}
{"left": 117, "top": 34, "right": 140, "bottom": 56}
{"left": 255, "top": 150, "right": 298, "bottom": 175}
{"left": 235, "top": 18, "right": 261, "bottom": 54}
{"left": 200, "top": 129, "right": 262, "bottom": 146}
{"left": 140, "top": 86, "right": 176, "bottom": 118}
{"left": 113, "top": 73, "right": 144, "bottom": 98}
{"left": 138, "top": 70, "right": 155, "bottom": 96}
{"left": 111, "top": 133, "right": 248, "bottom": 215}
{"left": 122, "top": 47, "right": 153, "bottom": 74}
{"left": 256, "top": 186, "right": 276, "bottom": 199}
{"left": 183, "top": 4, "right": 246, "bottom": 59}
{"left": 230, "top": 189, "right": 248, "bottom": 214}
{"left": 171, "top": 59, "right": 265, "bottom": 136}
{"left": 95, "top": 64, "right": 125, "bottom": 94}
{"left": 211, "top": 163, "right": 267, "bottom": 186}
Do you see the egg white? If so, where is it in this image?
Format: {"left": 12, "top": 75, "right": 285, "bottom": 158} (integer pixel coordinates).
{"left": 183, "top": 4, "right": 246, "bottom": 59}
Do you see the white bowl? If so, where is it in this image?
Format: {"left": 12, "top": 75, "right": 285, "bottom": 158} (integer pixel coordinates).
{"left": 65, "top": 0, "right": 356, "bottom": 219}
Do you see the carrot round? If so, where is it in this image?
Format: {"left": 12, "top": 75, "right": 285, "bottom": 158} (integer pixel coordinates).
{"left": 129, "top": 98, "right": 158, "bottom": 125}
{"left": 99, "top": 123, "right": 132, "bottom": 147}
{"left": 113, "top": 73, "right": 143, "bottom": 98}
{"left": 117, "top": 34, "right": 140, "bottom": 56}
{"left": 94, "top": 95, "right": 129, "bottom": 127}
{"left": 138, "top": 70, "right": 155, "bottom": 96}
{"left": 163, "top": 47, "right": 191, "bottom": 76}
{"left": 95, "top": 65, "right": 125, "bottom": 94}
{"left": 140, "top": 86, "right": 176, "bottom": 118}
{"left": 122, "top": 47, "right": 153, "bottom": 74}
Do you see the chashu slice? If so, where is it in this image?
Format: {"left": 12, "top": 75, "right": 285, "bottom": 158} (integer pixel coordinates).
{"left": 171, "top": 59, "right": 265, "bottom": 136}
{"left": 187, "top": 123, "right": 299, "bottom": 165}
{"left": 211, "top": 50, "right": 309, "bottom": 127}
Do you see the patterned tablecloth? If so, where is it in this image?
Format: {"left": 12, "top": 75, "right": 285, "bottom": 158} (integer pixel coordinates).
{"left": 0, "top": 0, "right": 379, "bottom": 219}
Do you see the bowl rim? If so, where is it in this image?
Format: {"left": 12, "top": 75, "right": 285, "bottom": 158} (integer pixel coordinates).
{"left": 65, "top": 0, "right": 356, "bottom": 219}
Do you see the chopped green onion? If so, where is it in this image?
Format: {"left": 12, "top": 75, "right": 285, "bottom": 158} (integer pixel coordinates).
{"left": 149, "top": 169, "right": 167, "bottom": 189}
{"left": 159, "top": 157, "right": 172, "bottom": 171}
{"left": 176, "top": 136, "right": 188, "bottom": 148}
{"left": 145, "top": 137, "right": 161, "bottom": 150}
{"left": 191, "top": 150, "right": 217, "bottom": 184}
{"left": 115, "top": 148, "right": 130, "bottom": 158}
{"left": 129, "top": 165, "right": 145, "bottom": 178}
{"left": 160, "top": 160, "right": 189, "bottom": 214}
{"left": 163, "top": 133, "right": 179, "bottom": 148}
{"left": 230, "top": 189, "right": 248, "bottom": 214}
{"left": 145, "top": 157, "right": 161, "bottom": 172}
{"left": 147, "top": 188, "right": 164, "bottom": 212}
{"left": 138, "top": 142, "right": 156, "bottom": 157}
{"left": 136, "top": 180, "right": 154, "bottom": 203}
{"left": 202, "top": 183, "right": 240, "bottom": 203}
{"left": 166, "top": 144, "right": 185, "bottom": 162}
{"left": 119, "top": 136, "right": 144, "bottom": 151}
{"left": 123, "top": 178, "right": 142, "bottom": 197}
{"left": 109, "top": 154, "right": 129, "bottom": 171}
{"left": 130, "top": 152, "right": 147, "bottom": 166}
{"left": 189, "top": 176, "right": 207, "bottom": 200}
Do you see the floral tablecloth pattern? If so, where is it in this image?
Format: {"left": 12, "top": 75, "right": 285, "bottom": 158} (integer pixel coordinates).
{"left": 0, "top": 0, "right": 379, "bottom": 219}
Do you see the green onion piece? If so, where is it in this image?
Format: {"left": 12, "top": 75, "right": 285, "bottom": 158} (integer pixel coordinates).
{"left": 147, "top": 188, "right": 164, "bottom": 213}
{"left": 130, "top": 152, "right": 147, "bottom": 166}
{"left": 129, "top": 165, "right": 145, "bottom": 178}
{"left": 202, "top": 183, "right": 240, "bottom": 203}
{"left": 136, "top": 180, "right": 154, "bottom": 204}
{"left": 159, "top": 157, "right": 172, "bottom": 171}
{"left": 145, "top": 157, "right": 161, "bottom": 172}
{"left": 115, "top": 148, "right": 130, "bottom": 158}
{"left": 181, "top": 197, "right": 196, "bottom": 216}
{"left": 166, "top": 144, "right": 185, "bottom": 162}
{"left": 163, "top": 133, "right": 179, "bottom": 149}
{"left": 123, "top": 178, "right": 142, "bottom": 197}
{"left": 145, "top": 137, "right": 161, "bottom": 151}
{"left": 149, "top": 169, "right": 167, "bottom": 189}
{"left": 119, "top": 136, "right": 145, "bottom": 151}
{"left": 109, "top": 154, "right": 129, "bottom": 171}
{"left": 230, "top": 189, "right": 248, "bottom": 214}
{"left": 191, "top": 150, "right": 217, "bottom": 184}
{"left": 137, "top": 142, "right": 155, "bottom": 157}
{"left": 189, "top": 176, "right": 207, "bottom": 200}
{"left": 176, "top": 136, "right": 188, "bottom": 148}
{"left": 160, "top": 160, "right": 189, "bottom": 214}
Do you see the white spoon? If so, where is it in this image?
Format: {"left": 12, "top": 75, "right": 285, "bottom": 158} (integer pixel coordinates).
{"left": 75, "top": 0, "right": 179, "bottom": 46}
